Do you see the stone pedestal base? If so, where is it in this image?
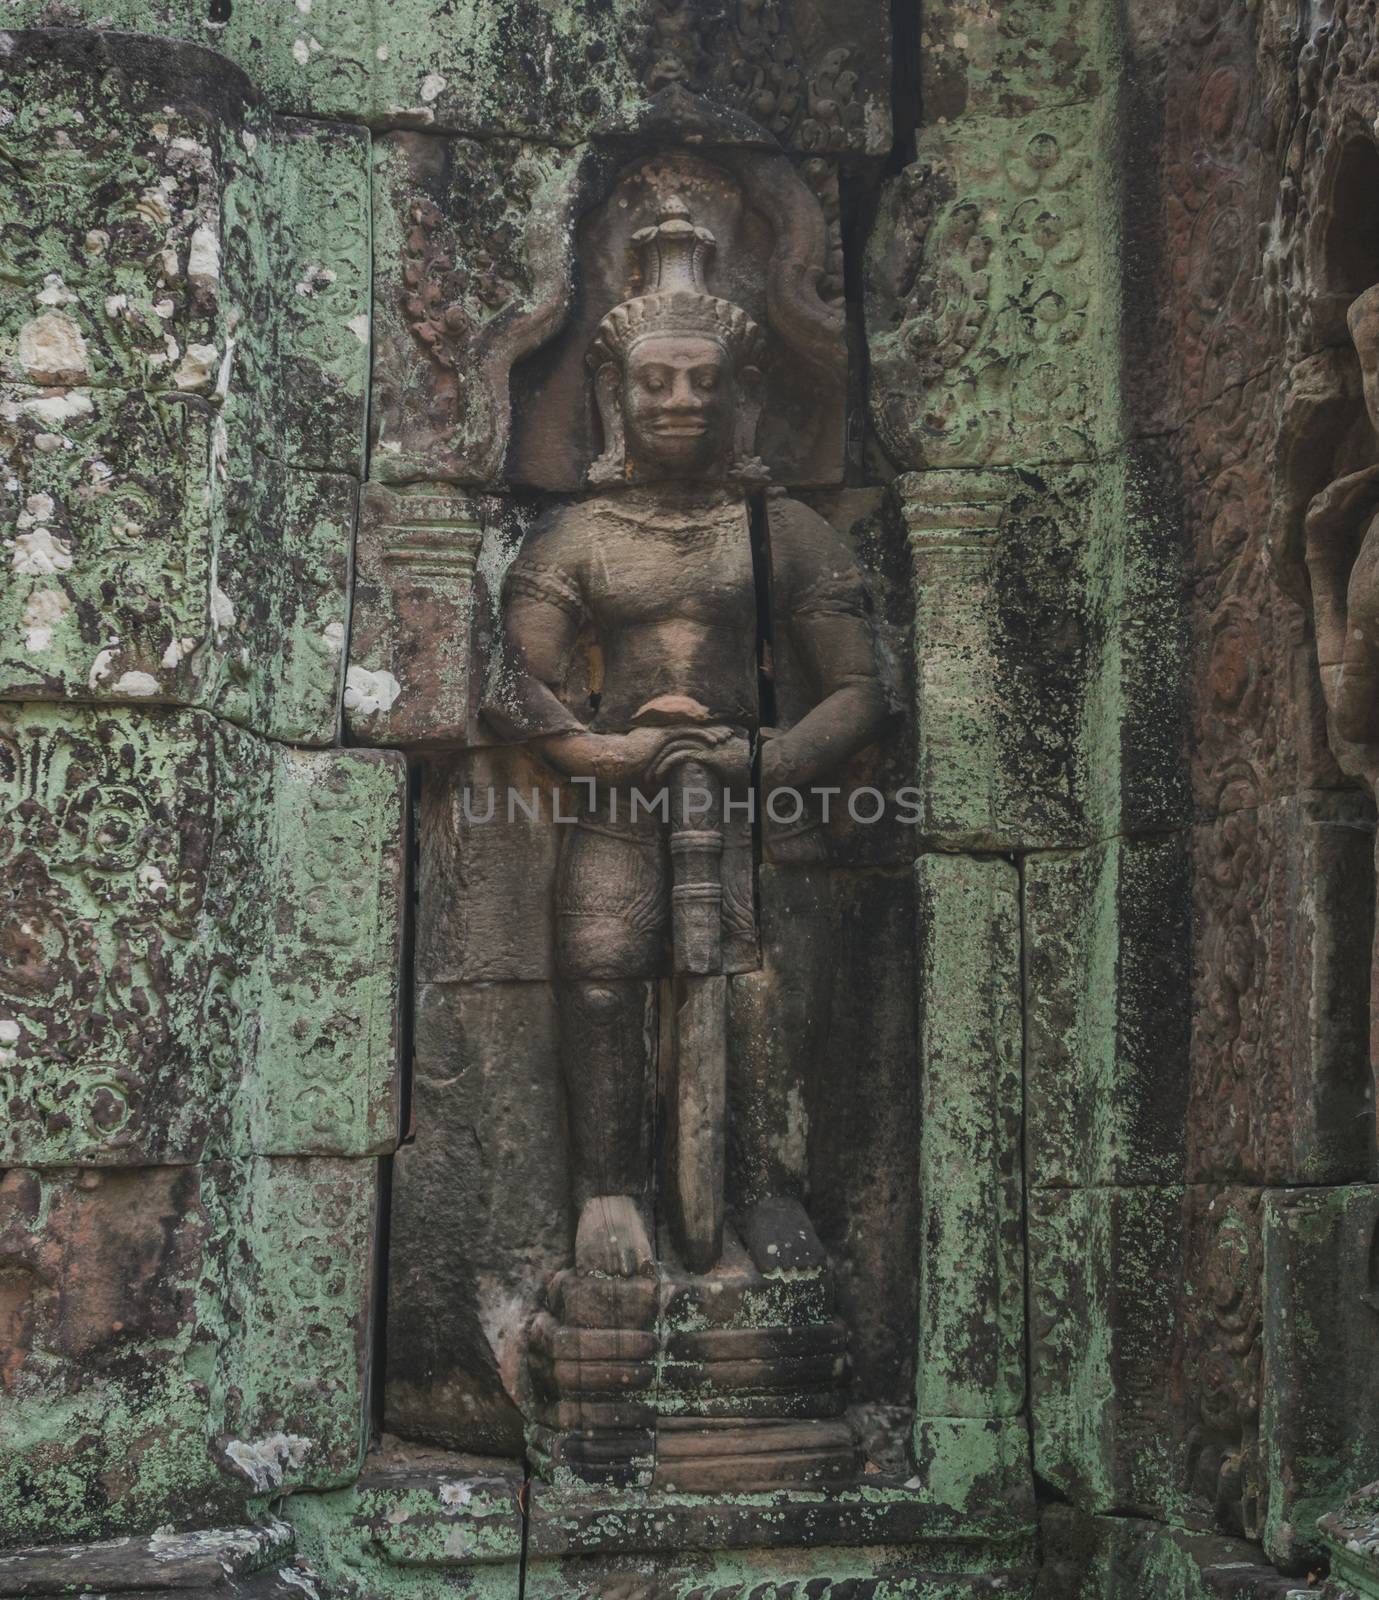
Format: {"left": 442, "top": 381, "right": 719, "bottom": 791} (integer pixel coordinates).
{"left": 528, "top": 1223, "right": 858, "bottom": 1492}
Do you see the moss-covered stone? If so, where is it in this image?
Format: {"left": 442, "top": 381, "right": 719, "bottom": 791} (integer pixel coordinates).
{"left": 0, "top": 1156, "right": 377, "bottom": 1545}
{"left": 0, "top": 2, "right": 893, "bottom": 153}
{"left": 1261, "top": 1186, "right": 1379, "bottom": 1569}
{"left": 0, "top": 704, "right": 404, "bottom": 1164}
{"left": 869, "top": 101, "right": 1117, "bottom": 473}
{"left": 0, "top": 33, "right": 368, "bottom": 741}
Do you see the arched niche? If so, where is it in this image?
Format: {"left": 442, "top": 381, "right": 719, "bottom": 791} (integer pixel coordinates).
{"left": 506, "top": 145, "right": 847, "bottom": 491}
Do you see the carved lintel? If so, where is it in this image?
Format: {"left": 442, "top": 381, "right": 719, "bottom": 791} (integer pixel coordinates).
{"left": 345, "top": 485, "right": 485, "bottom": 748}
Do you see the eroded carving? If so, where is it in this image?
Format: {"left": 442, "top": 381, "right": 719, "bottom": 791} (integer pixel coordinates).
{"left": 370, "top": 134, "right": 577, "bottom": 486}
{"left": 867, "top": 114, "right": 1097, "bottom": 470}
{"left": 481, "top": 194, "right": 889, "bottom": 1488}
{"left": 626, "top": 0, "right": 884, "bottom": 153}
{"left": 1304, "top": 288, "right": 1379, "bottom": 785}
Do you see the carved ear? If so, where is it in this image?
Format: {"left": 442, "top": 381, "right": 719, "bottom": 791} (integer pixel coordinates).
{"left": 588, "top": 361, "right": 626, "bottom": 485}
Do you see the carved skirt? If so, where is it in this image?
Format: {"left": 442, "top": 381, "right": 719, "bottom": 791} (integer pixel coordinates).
{"left": 554, "top": 792, "right": 758, "bottom": 980}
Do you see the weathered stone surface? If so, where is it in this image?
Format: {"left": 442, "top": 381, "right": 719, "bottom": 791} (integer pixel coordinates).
{"left": 0, "top": 1158, "right": 376, "bottom": 1544}
{"left": 415, "top": 747, "right": 563, "bottom": 983}
{"left": 1189, "top": 793, "right": 1377, "bottom": 1187}
{"left": 0, "top": 1164, "right": 226, "bottom": 1545}
{"left": 1037, "top": 1507, "right": 1324, "bottom": 1600}
{"left": 869, "top": 104, "right": 1113, "bottom": 472}
{"left": 0, "top": 34, "right": 250, "bottom": 402}
{"left": 901, "top": 465, "right": 1100, "bottom": 849}
{"left": 784, "top": 488, "right": 916, "bottom": 869}
{"left": 1094, "top": 439, "right": 1192, "bottom": 836}
{"left": 244, "top": 117, "right": 370, "bottom": 475}
{"left": 1029, "top": 1184, "right": 1184, "bottom": 1519}
{"left": 0, "top": 705, "right": 404, "bottom": 1164}
{"left": 1186, "top": 369, "right": 1325, "bottom": 819}
{"left": 1120, "top": 0, "right": 1276, "bottom": 446}
{"left": 726, "top": 863, "right": 832, "bottom": 1215}
{"left": 344, "top": 486, "right": 485, "bottom": 746}
{"left": 286, "top": 1447, "right": 1038, "bottom": 1595}
{"left": 1177, "top": 1185, "right": 1265, "bottom": 1542}
{"left": 1, "top": 387, "right": 356, "bottom": 742}
{"left": 807, "top": 870, "right": 920, "bottom": 1410}
{"left": 525, "top": 1482, "right": 1036, "bottom": 1561}
{"left": 1261, "top": 1185, "right": 1379, "bottom": 1569}
{"left": 385, "top": 980, "right": 568, "bottom": 1456}
{"left": 525, "top": 1558, "right": 1038, "bottom": 1600}
{"left": 2, "top": 1, "right": 893, "bottom": 153}
{"left": 914, "top": 852, "right": 1028, "bottom": 1512}
{"left": 370, "top": 134, "right": 579, "bottom": 487}
{"left": 210, "top": 1158, "right": 379, "bottom": 1497}
{"left": 0, "top": 1521, "right": 294, "bottom": 1596}
{"left": 1024, "top": 835, "right": 1190, "bottom": 1189}
{"left": 0, "top": 33, "right": 369, "bottom": 742}
{"left": 1320, "top": 1481, "right": 1379, "bottom": 1600}
{"left": 921, "top": 0, "right": 1109, "bottom": 122}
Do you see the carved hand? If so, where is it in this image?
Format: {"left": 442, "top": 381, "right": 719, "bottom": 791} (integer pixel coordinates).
{"left": 758, "top": 727, "right": 801, "bottom": 792}
{"left": 647, "top": 728, "right": 750, "bottom": 787}
{"left": 541, "top": 725, "right": 731, "bottom": 786}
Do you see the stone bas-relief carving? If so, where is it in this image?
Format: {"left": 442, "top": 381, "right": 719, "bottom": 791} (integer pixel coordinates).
{"left": 367, "top": 135, "right": 848, "bottom": 498}
{"left": 1305, "top": 286, "right": 1379, "bottom": 786}
{"left": 480, "top": 197, "right": 890, "bottom": 1489}
{"left": 1303, "top": 283, "right": 1379, "bottom": 1097}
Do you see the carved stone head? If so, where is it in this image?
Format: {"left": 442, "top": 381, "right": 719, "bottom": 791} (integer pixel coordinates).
{"left": 587, "top": 197, "right": 768, "bottom": 486}
{"left": 1348, "top": 282, "right": 1379, "bottom": 436}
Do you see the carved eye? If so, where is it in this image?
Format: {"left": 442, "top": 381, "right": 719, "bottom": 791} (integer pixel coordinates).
{"left": 695, "top": 371, "right": 718, "bottom": 391}
{"left": 644, "top": 375, "right": 665, "bottom": 392}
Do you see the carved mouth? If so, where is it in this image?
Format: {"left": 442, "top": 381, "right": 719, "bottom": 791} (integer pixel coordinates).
{"left": 649, "top": 424, "right": 708, "bottom": 437}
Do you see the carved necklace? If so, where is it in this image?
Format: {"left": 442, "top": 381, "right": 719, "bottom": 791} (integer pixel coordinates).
{"left": 593, "top": 484, "right": 748, "bottom": 542}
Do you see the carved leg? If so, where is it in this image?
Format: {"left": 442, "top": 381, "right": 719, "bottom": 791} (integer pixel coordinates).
{"left": 554, "top": 813, "right": 667, "bottom": 1277}
{"left": 557, "top": 980, "right": 656, "bottom": 1275}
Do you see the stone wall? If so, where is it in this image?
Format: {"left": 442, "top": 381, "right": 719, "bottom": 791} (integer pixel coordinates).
{"left": 2, "top": 2, "right": 1378, "bottom": 1598}
{"left": 1, "top": 30, "right": 405, "bottom": 1548}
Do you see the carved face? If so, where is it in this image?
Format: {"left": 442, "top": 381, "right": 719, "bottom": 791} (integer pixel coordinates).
{"left": 621, "top": 334, "right": 734, "bottom": 479}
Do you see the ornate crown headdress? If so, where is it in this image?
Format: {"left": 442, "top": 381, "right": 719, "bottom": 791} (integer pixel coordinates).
{"left": 587, "top": 197, "right": 769, "bottom": 485}
{"left": 588, "top": 197, "right": 766, "bottom": 372}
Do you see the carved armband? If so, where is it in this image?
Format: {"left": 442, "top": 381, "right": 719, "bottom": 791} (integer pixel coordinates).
{"left": 503, "top": 561, "right": 586, "bottom": 625}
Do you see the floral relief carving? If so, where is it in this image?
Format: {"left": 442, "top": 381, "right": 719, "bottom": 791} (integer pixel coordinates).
{"left": 868, "top": 114, "right": 1098, "bottom": 470}
{"left": 0, "top": 709, "right": 402, "bottom": 1165}
{"left": 630, "top": 0, "right": 870, "bottom": 152}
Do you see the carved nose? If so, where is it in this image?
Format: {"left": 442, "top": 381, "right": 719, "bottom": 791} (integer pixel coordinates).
{"left": 667, "top": 375, "right": 703, "bottom": 409}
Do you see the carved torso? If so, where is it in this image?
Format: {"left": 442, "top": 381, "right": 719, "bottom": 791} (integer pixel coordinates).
{"left": 497, "top": 485, "right": 877, "bottom": 741}
{"left": 518, "top": 487, "right": 758, "bottom": 732}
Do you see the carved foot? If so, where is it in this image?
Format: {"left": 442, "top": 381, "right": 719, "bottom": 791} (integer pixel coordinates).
{"left": 575, "top": 1196, "right": 654, "bottom": 1279}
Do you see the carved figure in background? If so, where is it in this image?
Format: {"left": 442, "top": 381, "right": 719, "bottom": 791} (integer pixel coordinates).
{"left": 1305, "top": 282, "right": 1379, "bottom": 1129}
{"left": 484, "top": 197, "right": 888, "bottom": 1486}
{"left": 1306, "top": 284, "right": 1379, "bottom": 780}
